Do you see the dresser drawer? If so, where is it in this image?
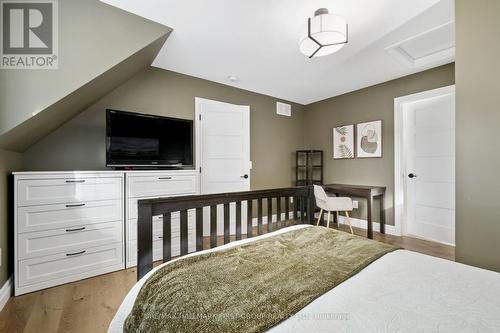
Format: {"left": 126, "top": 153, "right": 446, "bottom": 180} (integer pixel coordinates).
{"left": 17, "top": 199, "right": 122, "bottom": 233}
{"left": 18, "top": 242, "right": 123, "bottom": 288}
{"left": 18, "top": 221, "right": 123, "bottom": 260}
{"left": 17, "top": 177, "right": 122, "bottom": 206}
{"left": 127, "top": 174, "right": 197, "bottom": 198}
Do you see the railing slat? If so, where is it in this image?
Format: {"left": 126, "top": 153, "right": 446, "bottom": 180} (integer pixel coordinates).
{"left": 180, "top": 210, "right": 188, "bottom": 255}
{"left": 162, "top": 212, "right": 171, "bottom": 262}
{"left": 196, "top": 207, "right": 203, "bottom": 251}
{"left": 293, "top": 196, "right": 298, "bottom": 221}
{"left": 247, "top": 200, "right": 253, "bottom": 238}
{"left": 300, "top": 196, "right": 306, "bottom": 223}
{"left": 223, "top": 203, "right": 230, "bottom": 244}
{"left": 276, "top": 196, "right": 281, "bottom": 229}
{"left": 210, "top": 205, "right": 217, "bottom": 248}
{"left": 236, "top": 201, "right": 242, "bottom": 240}
{"left": 137, "top": 203, "right": 153, "bottom": 280}
{"left": 307, "top": 187, "right": 315, "bottom": 225}
{"left": 267, "top": 197, "right": 273, "bottom": 233}
{"left": 257, "top": 198, "right": 263, "bottom": 235}
{"left": 285, "top": 196, "right": 290, "bottom": 226}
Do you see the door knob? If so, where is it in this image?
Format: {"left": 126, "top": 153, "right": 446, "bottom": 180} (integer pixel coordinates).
{"left": 241, "top": 174, "right": 249, "bottom": 179}
{"left": 408, "top": 173, "right": 417, "bottom": 179}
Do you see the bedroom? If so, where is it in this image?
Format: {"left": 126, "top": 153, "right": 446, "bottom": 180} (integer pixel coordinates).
{"left": 0, "top": 0, "right": 499, "bottom": 332}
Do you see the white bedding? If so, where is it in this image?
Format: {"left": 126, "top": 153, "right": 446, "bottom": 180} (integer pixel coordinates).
{"left": 109, "top": 225, "right": 500, "bottom": 333}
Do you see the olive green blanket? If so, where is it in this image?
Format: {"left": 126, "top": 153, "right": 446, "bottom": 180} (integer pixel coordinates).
{"left": 124, "top": 226, "right": 398, "bottom": 333}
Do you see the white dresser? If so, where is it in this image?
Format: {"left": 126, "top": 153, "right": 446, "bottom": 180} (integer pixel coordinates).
{"left": 125, "top": 171, "right": 198, "bottom": 268}
{"left": 14, "top": 172, "right": 125, "bottom": 295}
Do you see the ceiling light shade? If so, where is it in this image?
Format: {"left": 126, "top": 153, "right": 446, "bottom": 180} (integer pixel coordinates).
{"left": 299, "top": 8, "right": 348, "bottom": 58}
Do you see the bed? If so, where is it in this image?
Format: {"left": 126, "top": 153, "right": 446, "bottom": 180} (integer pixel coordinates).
{"left": 110, "top": 187, "right": 500, "bottom": 333}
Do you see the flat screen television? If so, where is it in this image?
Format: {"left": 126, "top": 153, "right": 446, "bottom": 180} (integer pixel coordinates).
{"left": 106, "top": 109, "right": 193, "bottom": 168}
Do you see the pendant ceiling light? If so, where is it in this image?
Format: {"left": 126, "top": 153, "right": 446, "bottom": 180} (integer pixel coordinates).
{"left": 299, "top": 8, "right": 348, "bottom": 58}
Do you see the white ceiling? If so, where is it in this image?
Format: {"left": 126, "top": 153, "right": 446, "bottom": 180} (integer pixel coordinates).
{"left": 101, "top": 0, "right": 454, "bottom": 105}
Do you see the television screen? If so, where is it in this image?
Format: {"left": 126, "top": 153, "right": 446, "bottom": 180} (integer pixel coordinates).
{"left": 106, "top": 109, "right": 193, "bottom": 168}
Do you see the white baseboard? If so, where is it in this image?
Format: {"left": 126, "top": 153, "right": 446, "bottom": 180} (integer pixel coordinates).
{"left": 317, "top": 214, "right": 400, "bottom": 236}
{"left": 0, "top": 276, "right": 12, "bottom": 312}
{"left": 244, "top": 212, "right": 400, "bottom": 237}
{"left": 252, "top": 212, "right": 296, "bottom": 226}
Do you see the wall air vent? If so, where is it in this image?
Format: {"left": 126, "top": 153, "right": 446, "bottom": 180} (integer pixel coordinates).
{"left": 276, "top": 102, "right": 291, "bottom": 117}
{"left": 386, "top": 21, "right": 455, "bottom": 68}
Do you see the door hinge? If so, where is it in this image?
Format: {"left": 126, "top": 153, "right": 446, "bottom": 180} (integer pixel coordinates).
{"left": 199, "top": 167, "right": 202, "bottom": 173}
{"left": 199, "top": 114, "right": 201, "bottom": 120}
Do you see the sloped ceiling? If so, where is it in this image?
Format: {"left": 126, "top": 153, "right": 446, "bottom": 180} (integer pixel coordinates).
{"left": 0, "top": 0, "right": 171, "bottom": 152}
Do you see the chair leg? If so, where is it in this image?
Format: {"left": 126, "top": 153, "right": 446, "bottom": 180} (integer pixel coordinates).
{"left": 316, "top": 208, "right": 323, "bottom": 226}
{"left": 326, "top": 211, "right": 331, "bottom": 229}
{"left": 346, "top": 211, "right": 353, "bottom": 234}
{"left": 336, "top": 211, "right": 339, "bottom": 225}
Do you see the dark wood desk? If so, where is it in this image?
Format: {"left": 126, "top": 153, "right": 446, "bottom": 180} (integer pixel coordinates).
{"left": 323, "top": 184, "right": 386, "bottom": 239}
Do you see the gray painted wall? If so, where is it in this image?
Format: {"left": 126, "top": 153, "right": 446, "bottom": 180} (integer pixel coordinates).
{"left": 455, "top": 0, "right": 500, "bottom": 272}
{"left": 303, "top": 64, "right": 455, "bottom": 226}
{"left": 0, "top": 0, "right": 169, "bottom": 139}
{"left": 24, "top": 64, "right": 456, "bottom": 225}
{"left": 0, "top": 150, "right": 23, "bottom": 286}
{"left": 23, "top": 68, "right": 305, "bottom": 190}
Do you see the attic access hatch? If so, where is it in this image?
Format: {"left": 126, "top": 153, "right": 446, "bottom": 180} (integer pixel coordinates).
{"left": 386, "top": 21, "right": 455, "bottom": 68}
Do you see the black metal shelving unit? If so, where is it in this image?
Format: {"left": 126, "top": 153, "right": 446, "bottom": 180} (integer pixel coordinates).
{"left": 295, "top": 150, "right": 324, "bottom": 186}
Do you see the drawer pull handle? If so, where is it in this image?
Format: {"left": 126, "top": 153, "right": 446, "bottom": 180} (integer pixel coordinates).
{"left": 158, "top": 177, "right": 172, "bottom": 180}
{"left": 66, "top": 227, "right": 86, "bottom": 232}
{"left": 65, "top": 180, "right": 86, "bottom": 183}
{"left": 66, "top": 203, "right": 85, "bottom": 208}
{"left": 158, "top": 236, "right": 163, "bottom": 239}
{"left": 66, "top": 250, "right": 86, "bottom": 257}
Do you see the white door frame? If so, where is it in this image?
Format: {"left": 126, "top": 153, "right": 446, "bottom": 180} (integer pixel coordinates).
{"left": 194, "top": 97, "right": 251, "bottom": 194}
{"left": 394, "top": 84, "right": 455, "bottom": 236}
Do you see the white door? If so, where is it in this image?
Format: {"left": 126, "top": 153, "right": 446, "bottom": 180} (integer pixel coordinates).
{"left": 196, "top": 97, "right": 250, "bottom": 194}
{"left": 196, "top": 98, "right": 250, "bottom": 236}
{"left": 404, "top": 90, "right": 455, "bottom": 245}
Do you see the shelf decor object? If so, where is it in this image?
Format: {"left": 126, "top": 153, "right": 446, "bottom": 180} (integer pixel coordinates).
{"left": 333, "top": 124, "right": 354, "bottom": 159}
{"left": 356, "top": 120, "right": 383, "bottom": 158}
{"left": 295, "top": 150, "right": 324, "bottom": 186}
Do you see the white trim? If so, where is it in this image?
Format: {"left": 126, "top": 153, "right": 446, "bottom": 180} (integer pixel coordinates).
{"left": 405, "top": 233, "right": 456, "bottom": 247}
{"left": 258, "top": 211, "right": 400, "bottom": 236}
{"left": 194, "top": 98, "right": 202, "bottom": 177}
{"left": 0, "top": 277, "right": 12, "bottom": 312}
{"left": 336, "top": 215, "right": 399, "bottom": 236}
{"left": 393, "top": 85, "right": 455, "bottom": 239}
{"left": 254, "top": 212, "right": 400, "bottom": 236}
{"left": 253, "top": 212, "right": 295, "bottom": 226}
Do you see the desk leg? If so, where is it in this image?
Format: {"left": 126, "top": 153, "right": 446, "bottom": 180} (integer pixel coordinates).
{"left": 367, "top": 195, "right": 373, "bottom": 239}
{"left": 379, "top": 194, "right": 386, "bottom": 234}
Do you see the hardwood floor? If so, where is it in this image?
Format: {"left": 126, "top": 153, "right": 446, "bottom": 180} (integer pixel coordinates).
{"left": 334, "top": 223, "right": 455, "bottom": 261}
{"left": 0, "top": 225, "right": 454, "bottom": 333}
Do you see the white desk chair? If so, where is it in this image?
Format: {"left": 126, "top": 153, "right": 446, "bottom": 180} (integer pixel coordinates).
{"left": 313, "top": 185, "right": 354, "bottom": 234}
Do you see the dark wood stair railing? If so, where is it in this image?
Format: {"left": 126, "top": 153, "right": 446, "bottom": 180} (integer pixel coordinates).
{"left": 137, "top": 186, "right": 315, "bottom": 280}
